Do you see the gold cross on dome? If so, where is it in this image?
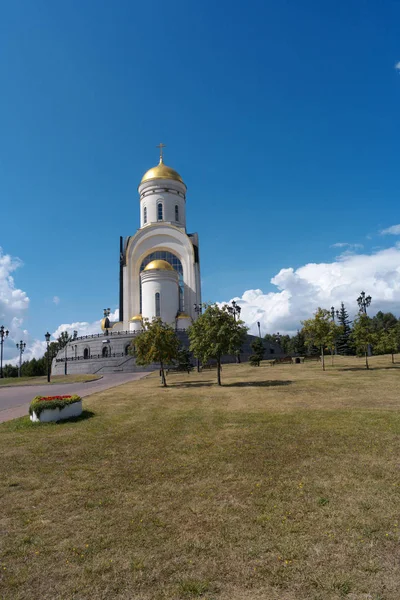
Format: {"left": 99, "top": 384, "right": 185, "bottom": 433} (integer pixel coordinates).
{"left": 156, "top": 142, "right": 166, "bottom": 162}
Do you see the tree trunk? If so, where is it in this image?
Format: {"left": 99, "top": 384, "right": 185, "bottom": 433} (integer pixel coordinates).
{"left": 392, "top": 352, "right": 395, "bottom": 364}
{"left": 217, "top": 358, "right": 222, "bottom": 386}
{"left": 321, "top": 346, "right": 325, "bottom": 371}
{"left": 331, "top": 349, "right": 334, "bottom": 366}
{"left": 160, "top": 360, "right": 167, "bottom": 387}
{"left": 365, "top": 351, "right": 369, "bottom": 370}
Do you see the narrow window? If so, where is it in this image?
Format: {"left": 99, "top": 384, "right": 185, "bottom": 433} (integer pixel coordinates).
{"left": 155, "top": 292, "right": 161, "bottom": 317}
{"left": 83, "top": 348, "right": 89, "bottom": 359}
{"left": 175, "top": 204, "right": 179, "bottom": 222}
{"left": 102, "top": 346, "right": 109, "bottom": 358}
{"left": 144, "top": 206, "right": 147, "bottom": 224}
{"left": 125, "top": 344, "right": 130, "bottom": 356}
{"left": 157, "top": 203, "right": 163, "bottom": 221}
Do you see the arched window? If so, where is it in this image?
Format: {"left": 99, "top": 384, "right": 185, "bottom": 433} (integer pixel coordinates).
{"left": 143, "top": 206, "right": 147, "bottom": 224}
{"left": 155, "top": 292, "right": 161, "bottom": 317}
{"left": 83, "top": 348, "right": 89, "bottom": 359}
{"left": 124, "top": 344, "right": 130, "bottom": 356}
{"left": 102, "top": 346, "right": 109, "bottom": 358}
{"left": 157, "top": 203, "right": 163, "bottom": 221}
{"left": 175, "top": 204, "right": 179, "bottom": 222}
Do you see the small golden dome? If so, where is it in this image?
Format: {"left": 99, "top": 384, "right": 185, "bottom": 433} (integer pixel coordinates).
{"left": 140, "top": 158, "right": 184, "bottom": 185}
{"left": 130, "top": 315, "right": 142, "bottom": 321}
{"left": 177, "top": 313, "right": 191, "bottom": 319}
{"left": 144, "top": 259, "right": 174, "bottom": 272}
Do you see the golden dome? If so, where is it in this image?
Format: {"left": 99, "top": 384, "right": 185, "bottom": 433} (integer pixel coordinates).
{"left": 140, "top": 158, "right": 184, "bottom": 185}
{"left": 144, "top": 259, "right": 174, "bottom": 272}
{"left": 177, "top": 313, "right": 191, "bottom": 319}
{"left": 130, "top": 315, "right": 142, "bottom": 321}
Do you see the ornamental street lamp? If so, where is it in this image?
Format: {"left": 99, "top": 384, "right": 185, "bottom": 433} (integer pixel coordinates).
{"left": 16, "top": 340, "right": 26, "bottom": 378}
{"left": 45, "top": 332, "right": 51, "bottom": 383}
{"left": 357, "top": 291, "right": 372, "bottom": 315}
{"left": 0, "top": 325, "right": 9, "bottom": 378}
{"left": 257, "top": 321, "right": 261, "bottom": 338}
{"left": 227, "top": 301, "right": 242, "bottom": 362}
{"left": 103, "top": 308, "right": 111, "bottom": 335}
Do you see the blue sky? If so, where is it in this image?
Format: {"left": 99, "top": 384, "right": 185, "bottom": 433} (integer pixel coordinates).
{"left": 1, "top": 0, "right": 400, "bottom": 357}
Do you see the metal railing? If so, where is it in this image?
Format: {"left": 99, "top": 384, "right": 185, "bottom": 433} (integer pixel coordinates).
{"left": 70, "top": 328, "right": 188, "bottom": 342}
{"left": 56, "top": 352, "right": 129, "bottom": 363}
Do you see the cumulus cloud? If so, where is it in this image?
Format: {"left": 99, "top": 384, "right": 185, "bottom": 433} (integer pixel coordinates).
{"left": 395, "top": 61, "right": 400, "bottom": 71}
{"left": 51, "top": 309, "right": 119, "bottom": 340}
{"left": 222, "top": 245, "right": 400, "bottom": 336}
{"left": 381, "top": 224, "right": 400, "bottom": 236}
{"left": 330, "top": 242, "right": 363, "bottom": 250}
{"left": 53, "top": 296, "right": 60, "bottom": 305}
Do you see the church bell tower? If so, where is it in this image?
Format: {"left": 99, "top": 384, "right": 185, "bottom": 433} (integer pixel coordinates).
{"left": 108, "top": 145, "right": 201, "bottom": 332}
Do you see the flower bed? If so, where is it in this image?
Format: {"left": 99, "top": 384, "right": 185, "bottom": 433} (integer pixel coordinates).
{"left": 29, "top": 395, "right": 83, "bottom": 423}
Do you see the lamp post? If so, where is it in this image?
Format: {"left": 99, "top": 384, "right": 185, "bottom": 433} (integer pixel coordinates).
{"left": 257, "top": 321, "right": 261, "bottom": 338}
{"left": 16, "top": 340, "right": 26, "bottom": 378}
{"left": 103, "top": 308, "right": 111, "bottom": 335}
{"left": 45, "top": 332, "right": 51, "bottom": 383}
{"left": 0, "top": 325, "right": 9, "bottom": 379}
{"left": 193, "top": 303, "right": 202, "bottom": 372}
{"left": 357, "top": 292, "right": 372, "bottom": 356}
{"left": 227, "top": 301, "right": 242, "bottom": 363}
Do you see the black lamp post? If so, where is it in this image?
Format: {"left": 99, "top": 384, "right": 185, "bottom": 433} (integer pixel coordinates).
{"left": 357, "top": 291, "right": 372, "bottom": 315}
{"left": 0, "top": 325, "right": 9, "bottom": 379}
{"left": 227, "top": 301, "right": 242, "bottom": 362}
{"left": 45, "top": 332, "right": 51, "bottom": 383}
{"left": 193, "top": 304, "right": 202, "bottom": 372}
{"left": 16, "top": 340, "right": 26, "bottom": 378}
{"left": 103, "top": 308, "right": 111, "bottom": 335}
{"left": 257, "top": 321, "right": 261, "bottom": 338}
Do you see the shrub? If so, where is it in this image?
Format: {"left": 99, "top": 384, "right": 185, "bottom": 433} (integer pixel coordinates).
{"left": 29, "top": 394, "right": 82, "bottom": 417}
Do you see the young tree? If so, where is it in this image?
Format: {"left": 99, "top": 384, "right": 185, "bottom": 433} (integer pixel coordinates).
{"left": 2, "top": 364, "right": 18, "bottom": 378}
{"left": 374, "top": 326, "right": 400, "bottom": 364}
{"left": 188, "top": 303, "right": 248, "bottom": 385}
{"left": 130, "top": 318, "right": 180, "bottom": 387}
{"left": 336, "top": 302, "right": 352, "bottom": 355}
{"left": 351, "top": 313, "right": 376, "bottom": 370}
{"left": 249, "top": 337, "right": 265, "bottom": 367}
{"left": 174, "top": 346, "right": 194, "bottom": 373}
{"left": 301, "top": 308, "right": 340, "bottom": 371}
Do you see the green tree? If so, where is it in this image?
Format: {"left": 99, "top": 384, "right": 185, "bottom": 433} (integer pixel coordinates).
{"left": 370, "top": 311, "right": 398, "bottom": 334}
{"left": 188, "top": 303, "right": 248, "bottom": 385}
{"left": 249, "top": 337, "right": 265, "bottom": 366}
{"left": 130, "top": 318, "right": 180, "bottom": 387}
{"left": 351, "top": 313, "right": 376, "bottom": 370}
{"left": 374, "top": 326, "right": 399, "bottom": 364}
{"left": 288, "top": 330, "right": 307, "bottom": 356}
{"left": 301, "top": 308, "right": 341, "bottom": 371}
{"left": 174, "top": 346, "right": 194, "bottom": 373}
{"left": 2, "top": 364, "right": 18, "bottom": 378}
{"left": 336, "top": 302, "right": 352, "bottom": 355}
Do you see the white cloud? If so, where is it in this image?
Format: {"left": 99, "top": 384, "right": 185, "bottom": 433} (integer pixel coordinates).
{"left": 330, "top": 242, "right": 363, "bottom": 249}
{"left": 221, "top": 245, "right": 400, "bottom": 336}
{"left": 51, "top": 309, "right": 119, "bottom": 340}
{"left": 395, "top": 61, "right": 400, "bottom": 71}
{"left": 53, "top": 296, "right": 60, "bottom": 305}
{"left": 380, "top": 224, "right": 400, "bottom": 236}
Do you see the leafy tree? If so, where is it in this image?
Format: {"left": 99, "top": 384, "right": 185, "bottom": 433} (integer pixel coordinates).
{"left": 301, "top": 308, "right": 341, "bottom": 371}
{"left": 336, "top": 302, "right": 352, "bottom": 355}
{"left": 188, "top": 303, "right": 248, "bottom": 385}
{"left": 20, "top": 357, "right": 46, "bottom": 377}
{"left": 130, "top": 318, "right": 180, "bottom": 387}
{"left": 288, "top": 330, "right": 307, "bottom": 356}
{"left": 174, "top": 346, "right": 194, "bottom": 373}
{"left": 2, "top": 364, "right": 18, "bottom": 378}
{"left": 351, "top": 313, "right": 376, "bottom": 370}
{"left": 371, "top": 311, "right": 398, "bottom": 334}
{"left": 374, "top": 326, "right": 399, "bottom": 364}
{"left": 249, "top": 337, "right": 265, "bottom": 366}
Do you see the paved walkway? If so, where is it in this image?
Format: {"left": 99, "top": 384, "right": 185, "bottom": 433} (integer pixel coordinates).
{"left": 0, "top": 373, "right": 148, "bottom": 423}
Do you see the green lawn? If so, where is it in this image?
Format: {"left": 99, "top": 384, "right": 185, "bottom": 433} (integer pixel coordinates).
{"left": 0, "top": 355, "right": 400, "bottom": 599}
{"left": 0, "top": 374, "right": 102, "bottom": 387}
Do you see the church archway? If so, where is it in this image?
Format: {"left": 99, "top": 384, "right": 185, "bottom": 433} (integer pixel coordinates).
{"left": 83, "top": 347, "right": 90, "bottom": 359}
{"left": 102, "top": 346, "right": 109, "bottom": 358}
{"left": 140, "top": 250, "right": 183, "bottom": 312}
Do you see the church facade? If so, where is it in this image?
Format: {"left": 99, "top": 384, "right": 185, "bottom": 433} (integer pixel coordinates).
{"left": 52, "top": 149, "right": 282, "bottom": 375}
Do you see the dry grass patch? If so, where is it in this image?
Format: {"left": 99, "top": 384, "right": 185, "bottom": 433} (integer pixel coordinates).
{"left": 0, "top": 355, "right": 400, "bottom": 599}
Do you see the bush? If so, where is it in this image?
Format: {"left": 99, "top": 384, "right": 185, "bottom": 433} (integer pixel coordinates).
{"left": 29, "top": 395, "right": 82, "bottom": 417}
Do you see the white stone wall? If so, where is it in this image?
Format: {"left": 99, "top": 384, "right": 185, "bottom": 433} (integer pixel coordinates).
{"left": 140, "top": 269, "right": 179, "bottom": 325}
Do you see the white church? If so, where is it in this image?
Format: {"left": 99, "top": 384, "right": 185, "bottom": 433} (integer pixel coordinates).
{"left": 52, "top": 146, "right": 280, "bottom": 374}
{"left": 105, "top": 144, "right": 201, "bottom": 333}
